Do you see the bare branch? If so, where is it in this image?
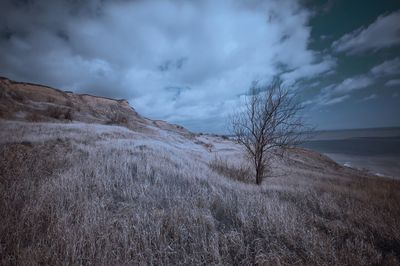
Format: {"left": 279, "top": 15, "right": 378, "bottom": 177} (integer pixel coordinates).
{"left": 231, "top": 79, "right": 310, "bottom": 185}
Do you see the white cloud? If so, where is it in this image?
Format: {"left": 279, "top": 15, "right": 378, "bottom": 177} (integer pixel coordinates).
{"left": 360, "top": 94, "right": 377, "bottom": 101}
{"left": 281, "top": 56, "right": 336, "bottom": 86}
{"left": 0, "top": 0, "right": 324, "bottom": 131}
{"left": 371, "top": 57, "right": 400, "bottom": 77}
{"left": 321, "top": 95, "right": 350, "bottom": 105}
{"left": 311, "top": 74, "right": 375, "bottom": 107}
{"left": 312, "top": 58, "right": 400, "bottom": 107}
{"left": 332, "top": 10, "right": 400, "bottom": 54}
{"left": 326, "top": 75, "right": 374, "bottom": 94}
{"left": 385, "top": 79, "right": 400, "bottom": 87}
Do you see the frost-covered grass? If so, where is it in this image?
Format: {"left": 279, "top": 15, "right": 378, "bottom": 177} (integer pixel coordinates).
{"left": 1, "top": 121, "right": 400, "bottom": 265}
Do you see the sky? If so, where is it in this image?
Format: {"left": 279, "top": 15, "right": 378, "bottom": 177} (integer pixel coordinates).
{"left": 0, "top": 0, "right": 399, "bottom": 133}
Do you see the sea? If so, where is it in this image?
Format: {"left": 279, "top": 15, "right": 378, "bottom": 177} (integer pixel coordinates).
{"left": 301, "top": 127, "right": 400, "bottom": 179}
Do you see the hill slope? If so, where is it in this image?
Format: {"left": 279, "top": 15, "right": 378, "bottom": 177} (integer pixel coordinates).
{"left": 1, "top": 77, "right": 400, "bottom": 265}
{"left": 0, "top": 76, "right": 189, "bottom": 135}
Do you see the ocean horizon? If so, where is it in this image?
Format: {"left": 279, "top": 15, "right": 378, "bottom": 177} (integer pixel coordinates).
{"left": 302, "top": 127, "right": 400, "bottom": 178}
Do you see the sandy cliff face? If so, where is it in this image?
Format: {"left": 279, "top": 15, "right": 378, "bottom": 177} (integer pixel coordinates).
{"left": 0, "top": 76, "right": 190, "bottom": 135}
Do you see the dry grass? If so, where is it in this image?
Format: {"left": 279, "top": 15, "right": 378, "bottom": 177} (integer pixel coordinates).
{"left": 0, "top": 120, "right": 400, "bottom": 265}
{"left": 209, "top": 156, "right": 253, "bottom": 183}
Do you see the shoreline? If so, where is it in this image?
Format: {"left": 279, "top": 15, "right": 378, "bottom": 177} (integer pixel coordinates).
{"left": 323, "top": 152, "right": 400, "bottom": 179}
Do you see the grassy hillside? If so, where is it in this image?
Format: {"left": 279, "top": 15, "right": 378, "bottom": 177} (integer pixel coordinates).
{"left": 1, "top": 120, "right": 400, "bottom": 265}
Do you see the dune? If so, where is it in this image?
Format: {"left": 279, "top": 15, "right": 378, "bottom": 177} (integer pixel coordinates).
{"left": 1, "top": 77, "right": 400, "bottom": 265}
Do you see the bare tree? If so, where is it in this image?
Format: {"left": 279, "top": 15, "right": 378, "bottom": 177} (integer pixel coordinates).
{"left": 231, "top": 79, "right": 307, "bottom": 185}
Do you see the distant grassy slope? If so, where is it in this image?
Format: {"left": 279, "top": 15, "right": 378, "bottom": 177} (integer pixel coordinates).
{"left": 1, "top": 120, "right": 399, "bottom": 265}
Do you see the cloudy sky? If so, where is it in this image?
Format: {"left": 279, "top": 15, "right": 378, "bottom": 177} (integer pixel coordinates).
{"left": 1, "top": 0, "right": 399, "bottom": 132}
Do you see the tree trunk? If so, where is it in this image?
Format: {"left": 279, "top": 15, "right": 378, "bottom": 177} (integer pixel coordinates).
{"left": 255, "top": 169, "right": 262, "bottom": 185}
{"left": 255, "top": 150, "right": 264, "bottom": 185}
{"left": 255, "top": 161, "right": 263, "bottom": 185}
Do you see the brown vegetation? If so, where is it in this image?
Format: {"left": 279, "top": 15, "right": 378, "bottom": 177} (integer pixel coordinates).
{"left": 209, "top": 156, "right": 253, "bottom": 183}
{"left": 1, "top": 121, "right": 399, "bottom": 265}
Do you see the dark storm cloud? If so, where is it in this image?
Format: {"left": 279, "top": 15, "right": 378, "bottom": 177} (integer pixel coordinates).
{"left": 0, "top": 0, "right": 335, "bottom": 131}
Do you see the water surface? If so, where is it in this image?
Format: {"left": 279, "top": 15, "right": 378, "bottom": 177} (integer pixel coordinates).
{"left": 302, "top": 128, "right": 400, "bottom": 178}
